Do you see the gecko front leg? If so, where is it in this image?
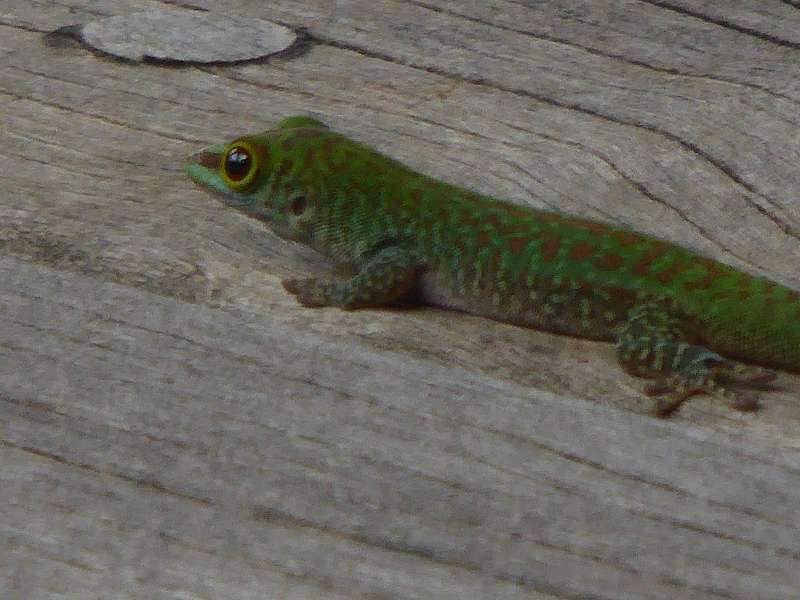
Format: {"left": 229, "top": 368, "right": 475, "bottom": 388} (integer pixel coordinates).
{"left": 282, "top": 245, "right": 423, "bottom": 310}
{"left": 615, "top": 301, "right": 777, "bottom": 416}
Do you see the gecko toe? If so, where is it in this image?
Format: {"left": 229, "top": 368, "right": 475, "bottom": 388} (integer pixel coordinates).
{"left": 281, "top": 277, "right": 301, "bottom": 294}
{"left": 649, "top": 391, "right": 692, "bottom": 417}
{"left": 714, "top": 362, "right": 778, "bottom": 388}
{"left": 644, "top": 377, "right": 693, "bottom": 416}
{"left": 643, "top": 378, "right": 675, "bottom": 397}
{"left": 714, "top": 386, "right": 761, "bottom": 412}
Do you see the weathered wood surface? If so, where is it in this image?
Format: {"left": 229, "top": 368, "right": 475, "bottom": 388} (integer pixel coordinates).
{"left": 3, "top": 1, "right": 800, "bottom": 598}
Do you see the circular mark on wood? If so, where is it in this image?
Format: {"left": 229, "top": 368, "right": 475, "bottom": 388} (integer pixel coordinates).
{"left": 75, "top": 10, "right": 299, "bottom": 64}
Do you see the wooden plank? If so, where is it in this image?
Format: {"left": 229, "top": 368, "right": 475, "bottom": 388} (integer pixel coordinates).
{"left": 2, "top": 1, "right": 800, "bottom": 598}
{"left": 3, "top": 257, "right": 800, "bottom": 600}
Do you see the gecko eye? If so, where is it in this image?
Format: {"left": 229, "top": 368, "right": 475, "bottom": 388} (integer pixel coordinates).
{"left": 290, "top": 195, "right": 307, "bottom": 216}
{"left": 225, "top": 147, "right": 251, "bottom": 181}
{"left": 221, "top": 140, "right": 260, "bottom": 191}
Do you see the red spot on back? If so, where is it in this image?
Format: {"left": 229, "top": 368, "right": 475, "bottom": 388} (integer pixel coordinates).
{"left": 539, "top": 231, "right": 561, "bottom": 262}
{"left": 476, "top": 231, "right": 491, "bottom": 246}
{"left": 492, "top": 202, "right": 537, "bottom": 221}
{"left": 504, "top": 222, "right": 534, "bottom": 235}
{"left": 683, "top": 259, "right": 723, "bottom": 291}
{"left": 363, "top": 158, "right": 387, "bottom": 176}
{"left": 277, "top": 159, "right": 293, "bottom": 179}
{"left": 291, "top": 128, "right": 326, "bottom": 140}
{"left": 595, "top": 253, "right": 624, "bottom": 271}
{"left": 319, "top": 138, "right": 338, "bottom": 163}
{"left": 509, "top": 237, "right": 528, "bottom": 255}
{"left": 578, "top": 220, "right": 613, "bottom": 235}
{"left": 553, "top": 216, "right": 613, "bottom": 235}
{"left": 655, "top": 258, "right": 688, "bottom": 284}
{"left": 728, "top": 272, "right": 749, "bottom": 290}
{"left": 303, "top": 149, "right": 316, "bottom": 169}
{"left": 568, "top": 241, "right": 594, "bottom": 261}
{"left": 252, "top": 142, "right": 270, "bottom": 162}
{"left": 683, "top": 272, "right": 711, "bottom": 291}
{"left": 632, "top": 243, "right": 668, "bottom": 277}
{"left": 537, "top": 212, "right": 562, "bottom": 223}
{"left": 457, "top": 210, "right": 484, "bottom": 226}
{"left": 611, "top": 230, "right": 642, "bottom": 246}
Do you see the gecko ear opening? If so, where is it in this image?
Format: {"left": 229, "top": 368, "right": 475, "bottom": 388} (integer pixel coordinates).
{"left": 290, "top": 194, "right": 307, "bottom": 216}
{"left": 273, "top": 115, "right": 329, "bottom": 130}
{"left": 220, "top": 140, "right": 260, "bottom": 192}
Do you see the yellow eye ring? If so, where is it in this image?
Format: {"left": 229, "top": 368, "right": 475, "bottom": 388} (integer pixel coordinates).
{"left": 220, "top": 140, "right": 260, "bottom": 191}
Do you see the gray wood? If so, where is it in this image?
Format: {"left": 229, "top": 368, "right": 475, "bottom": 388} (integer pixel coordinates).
{"left": 2, "top": 1, "right": 800, "bottom": 598}
{"left": 79, "top": 10, "right": 297, "bottom": 64}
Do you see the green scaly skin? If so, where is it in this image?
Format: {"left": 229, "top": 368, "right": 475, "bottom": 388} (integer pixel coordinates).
{"left": 187, "top": 115, "right": 799, "bottom": 416}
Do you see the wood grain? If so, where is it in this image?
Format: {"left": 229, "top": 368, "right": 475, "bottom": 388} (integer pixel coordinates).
{"left": 2, "top": 1, "right": 800, "bottom": 598}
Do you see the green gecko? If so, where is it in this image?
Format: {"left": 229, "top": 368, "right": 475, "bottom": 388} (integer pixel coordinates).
{"left": 187, "top": 115, "right": 798, "bottom": 416}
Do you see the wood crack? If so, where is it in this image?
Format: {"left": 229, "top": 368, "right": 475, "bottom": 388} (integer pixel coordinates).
{"left": 4, "top": 88, "right": 201, "bottom": 144}
{"left": 479, "top": 424, "right": 795, "bottom": 528}
{"left": 639, "top": 0, "right": 800, "bottom": 49}
{"left": 408, "top": 0, "right": 800, "bottom": 110}
{"left": 0, "top": 20, "right": 50, "bottom": 34}
{"left": 1, "top": 440, "right": 215, "bottom": 506}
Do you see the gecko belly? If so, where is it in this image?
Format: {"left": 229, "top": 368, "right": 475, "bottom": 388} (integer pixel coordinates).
{"left": 416, "top": 269, "right": 632, "bottom": 342}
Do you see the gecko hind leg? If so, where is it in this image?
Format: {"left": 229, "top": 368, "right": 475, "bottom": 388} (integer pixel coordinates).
{"left": 615, "top": 302, "right": 777, "bottom": 416}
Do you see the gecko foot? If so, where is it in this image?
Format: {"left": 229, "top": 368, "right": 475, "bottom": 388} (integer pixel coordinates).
{"left": 281, "top": 277, "right": 330, "bottom": 308}
{"left": 644, "top": 373, "right": 762, "bottom": 417}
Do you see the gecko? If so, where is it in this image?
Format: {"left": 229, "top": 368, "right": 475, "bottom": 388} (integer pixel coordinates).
{"left": 186, "top": 115, "right": 798, "bottom": 416}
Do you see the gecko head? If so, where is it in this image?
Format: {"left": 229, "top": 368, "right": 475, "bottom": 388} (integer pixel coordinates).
{"left": 186, "top": 115, "right": 331, "bottom": 241}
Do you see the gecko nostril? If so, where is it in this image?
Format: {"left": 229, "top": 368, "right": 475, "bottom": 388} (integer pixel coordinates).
{"left": 192, "top": 151, "right": 222, "bottom": 170}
